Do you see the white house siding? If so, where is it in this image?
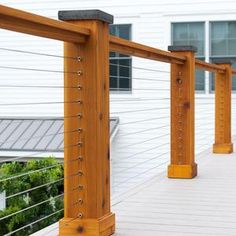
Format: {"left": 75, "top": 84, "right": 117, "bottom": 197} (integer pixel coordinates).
{"left": 1, "top": 0, "right": 236, "bottom": 196}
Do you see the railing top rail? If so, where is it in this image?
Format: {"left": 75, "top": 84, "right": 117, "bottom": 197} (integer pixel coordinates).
{"left": 232, "top": 68, "right": 236, "bottom": 75}
{"left": 109, "top": 35, "right": 186, "bottom": 64}
{"left": 0, "top": 4, "right": 233, "bottom": 74}
{"left": 195, "top": 59, "right": 226, "bottom": 73}
{"left": 0, "top": 4, "right": 90, "bottom": 43}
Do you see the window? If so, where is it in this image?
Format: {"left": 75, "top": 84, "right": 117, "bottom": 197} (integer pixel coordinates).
{"left": 210, "top": 21, "right": 236, "bottom": 91}
{"left": 172, "top": 22, "right": 205, "bottom": 91}
{"left": 109, "top": 24, "right": 132, "bottom": 92}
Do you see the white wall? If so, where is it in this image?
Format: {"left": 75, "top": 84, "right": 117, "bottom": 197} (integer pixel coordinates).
{"left": 1, "top": 0, "right": 236, "bottom": 196}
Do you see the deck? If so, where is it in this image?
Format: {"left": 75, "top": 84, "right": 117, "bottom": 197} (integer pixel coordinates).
{"left": 33, "top": 140, "right": 236, "bottom": 236}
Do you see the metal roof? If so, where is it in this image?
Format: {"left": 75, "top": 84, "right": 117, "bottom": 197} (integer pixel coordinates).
{"left": 0, "top": 117, "right": 119, "bottom": 153}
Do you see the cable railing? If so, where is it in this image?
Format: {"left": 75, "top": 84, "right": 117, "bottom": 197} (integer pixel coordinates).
{"left": 0, "top": 4, "right": 235, "bottom": 236}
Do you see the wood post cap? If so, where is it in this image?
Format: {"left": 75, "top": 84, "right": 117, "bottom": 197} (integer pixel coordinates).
{"left": 58, "top": 9, "right": 114, "bottom": 24}
{"left": 168, "top": 45, "right": 197, "bottom": 53}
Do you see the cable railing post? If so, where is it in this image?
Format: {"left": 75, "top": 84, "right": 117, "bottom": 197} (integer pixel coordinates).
{"left": 213, "top": 60, "right": 233, "bottom": 154}
{"left": 168, "top": 46, "right": 197, "bottom": 179}
{"left": 58, "top": 10, "right": 115, "bottom": 235}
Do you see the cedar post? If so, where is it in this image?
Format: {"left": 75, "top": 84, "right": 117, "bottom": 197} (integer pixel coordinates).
{"left": 213, "top": 60, "right": 233, "bottom": 154}
{"left": 58, "top": 10, "right": 115, "bottom": 235}
{"left": 168, "top": 46, "right": 197, "bottom": 179}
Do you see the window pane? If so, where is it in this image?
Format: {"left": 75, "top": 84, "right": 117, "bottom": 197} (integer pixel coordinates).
{"left": 195, "top": 70, "right": 205, "bottom": 91}
{"left": 120, "top": 58, "right": 131, "bottom": 66}
{"left": 120, "top": 63, "right": 130, "bottom": 77}
{"left": 109, "top": 26, "right": 116, "bottom": 36}
{"left": 228, "top": 39, "right": 236, "bottom": 55}
{"left": 109, "top": 24, "right": 132, "bottom": 91}
{"left": 109, "top": 52, "right": 116, "bottom": 58}
{"left": 110, "top": 64, "right": 118, "bottom": 77}
{"left": 211, "top": 39, "right": 227, "bottom": 56}
{"left": 189, "top": 40, "right": 204, "bottom": 56}
{"left": 119, "top": 25, "right": 131, "bottom": 40}
{"left": 228, "top": 22, "right": 236, "bottom": 38}
{"left": 211, "top": 22, "right": 227, "bottom": 40}
{"left": 211, "top": 21, "right": 236, "bottom": 56}
{"left": 172, "top": 22, "right": 205, "bottom": 57}
{"left": 119, "top": 77, "right": 130, "bottom": 90}
{"left": 189, "top": 23, "right": 204, "bottom": 41}
{"left": 172, "top": 23, "right": 205, "bottom": 91}
{"left": 173, "top": 23, "right": 188, "bottom": 40}
{"left": 110, "top": 76, "right": 118, "bottom": 89}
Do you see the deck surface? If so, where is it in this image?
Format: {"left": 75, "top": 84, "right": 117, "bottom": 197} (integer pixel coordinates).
{"left": 33, "top": 146, "right": 236, "bottom": 236}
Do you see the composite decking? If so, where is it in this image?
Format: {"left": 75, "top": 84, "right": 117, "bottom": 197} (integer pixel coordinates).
{"left": 33, "top": 142, "right": 236, "bottom": 236}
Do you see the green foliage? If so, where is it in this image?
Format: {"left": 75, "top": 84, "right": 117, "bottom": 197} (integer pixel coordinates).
{"left": 0, "top": 157, "right": 64, "bottom": 236}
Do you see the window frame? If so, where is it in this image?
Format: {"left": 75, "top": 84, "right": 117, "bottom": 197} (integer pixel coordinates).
{"left": 109, "top": 24, "right": 132, "bottom": 94}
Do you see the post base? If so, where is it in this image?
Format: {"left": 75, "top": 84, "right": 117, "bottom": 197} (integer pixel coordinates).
{"left": 168, "top": 163, "right": 197, "bottom": 179}
{"left": 59, "top": 213, "right": 115, "bottom": 236}
{"left": 213, "top": 143, "right": 233, "bottom": 154}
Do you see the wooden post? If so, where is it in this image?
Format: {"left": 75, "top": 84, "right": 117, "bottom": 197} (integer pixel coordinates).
{"left": 213, "top": 60, "right": 233, "bottom": 154}
{"left": 58, "top": 10, "right": 115, "bottom": 235}
{"left": 168, "top": 46, "right": 197, "bottom": 179}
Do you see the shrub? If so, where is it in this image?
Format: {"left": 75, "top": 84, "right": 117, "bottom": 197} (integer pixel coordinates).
{"left": 0, "top": 157, "right": 64, "bottom": 236}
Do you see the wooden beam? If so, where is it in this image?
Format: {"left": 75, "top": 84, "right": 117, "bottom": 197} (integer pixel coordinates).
{"left": 59, "top": 10, "right": 115, "bottom": 236}
{"left": 109, "top": 35, "right": 186, "bottom": 64}
{"left": 0, "top": 4, "right": 90, "bottom": 43}
{"left": 232, "top": 68, "right": 236, "bottom": 75}
{"left": 213, "top": 61, "right": 233, "bottom": 154}
{"left": 195, "top": 59, "right": 225, "bottom": 73}
{"left": 168, "top": 46, "right": 197, "bottom": 179}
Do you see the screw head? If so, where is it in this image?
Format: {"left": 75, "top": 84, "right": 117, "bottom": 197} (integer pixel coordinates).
{"left": 78, "top": 198, "right": 83, "bottom": 204}
{"left": 77, "top": 71, "right": 83, "bottom": 76}
{"left": 78, "top": 185, "right": 83, "bottom": 190}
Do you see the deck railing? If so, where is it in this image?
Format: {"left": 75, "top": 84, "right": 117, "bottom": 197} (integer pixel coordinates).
{"left": 0, "top": 4, "right": 235, "bottom": 236}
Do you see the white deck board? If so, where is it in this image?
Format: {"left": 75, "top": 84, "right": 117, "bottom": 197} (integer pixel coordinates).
{"left": 32, "top": 144, "right": 236, "bottom": 236}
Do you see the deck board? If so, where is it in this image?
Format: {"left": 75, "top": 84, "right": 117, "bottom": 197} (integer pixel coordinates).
{"left": 32, "top": 145, "right": 236, "bottom": 236}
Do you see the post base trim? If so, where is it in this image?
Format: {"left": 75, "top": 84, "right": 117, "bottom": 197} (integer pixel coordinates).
{"left": 59, "top": 213, "right": 115, "bottom": 236}
{"left": 168, "top": 163, "right": 197, "bottom": 179}
{"left": 213, "top": 143, "right": 233, "bottom": 154}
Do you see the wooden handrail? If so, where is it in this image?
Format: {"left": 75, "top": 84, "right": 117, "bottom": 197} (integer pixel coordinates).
{"left": 195, "top": 59, "right": 225, "bottom": 73}
{"left": 109, "top": 35, "right": 186, "bottom": 64}
{"left": 0, "top": 5, "right": 90, "bottom": 43}
{"left": 232, "top": 68, "right": 236, "bottom": 75}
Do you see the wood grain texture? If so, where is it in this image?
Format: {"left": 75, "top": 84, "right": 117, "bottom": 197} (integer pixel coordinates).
{"left": 213, "top": 63, "right": 233, "bottom": 154}
{"left": 195, "top": 59, "right": 225, "bottom": 73}
{"left": 0, "top": 4, "right": 90, "bottom": 43}
{"left": 168, "top": 50, "right": 197, "bottom": 179}
{"left": 59, "top": 213, "right": 115, "bottom": 236}
{"left": 61, "top": 18, "right": 115, "bottom": 235}
{"left": 109, "top": 35, "right": 186, "bottom": 64}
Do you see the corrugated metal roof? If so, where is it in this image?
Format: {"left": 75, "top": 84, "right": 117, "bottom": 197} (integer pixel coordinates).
{"left": 0, "top": 117, "right": 119, "bottom": 152}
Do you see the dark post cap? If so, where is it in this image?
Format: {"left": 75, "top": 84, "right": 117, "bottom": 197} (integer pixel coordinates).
{"left": 168, "top": 45, "right": 197, "bottom": 53}
{"left": 213, "top": 59, "right": 233, "bottom": 65}
{"left": 58, "top": 9, "right": 114, "bottom": 24}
